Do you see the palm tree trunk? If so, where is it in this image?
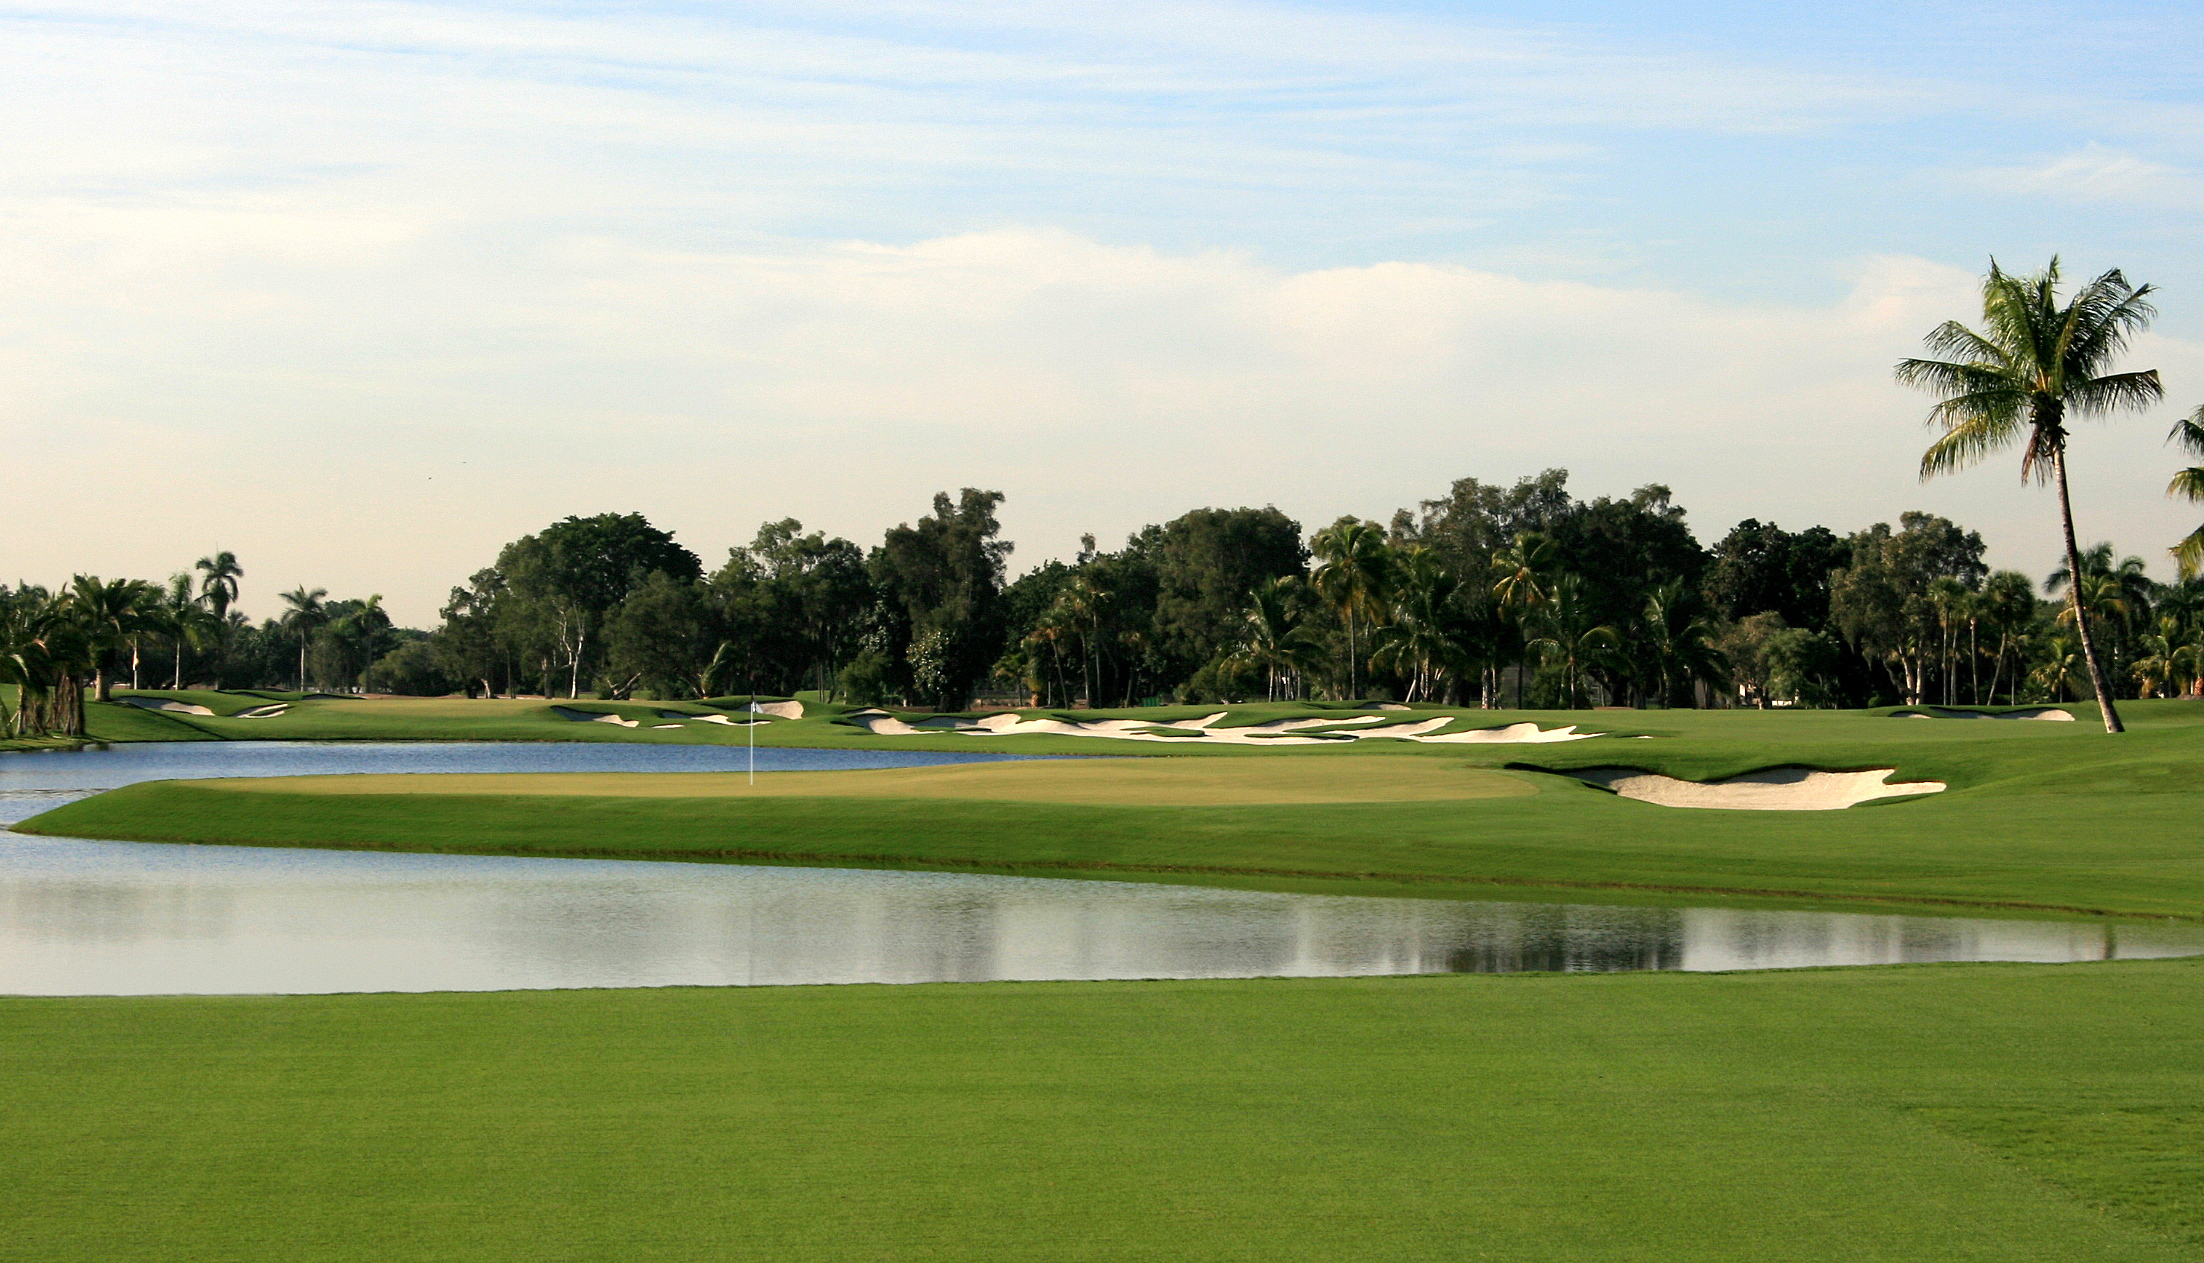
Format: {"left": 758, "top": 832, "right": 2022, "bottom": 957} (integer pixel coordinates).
{"left": 2053, "top": 449, "right": 2124, "bottom": 733}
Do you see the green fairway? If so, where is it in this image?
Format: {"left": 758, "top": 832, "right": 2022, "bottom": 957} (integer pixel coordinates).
{"left": 27, "top": 698, "right": 2204, "bottom": 919}
{"left": 3, "top": 961, "right": 2199, "bottom": 1262}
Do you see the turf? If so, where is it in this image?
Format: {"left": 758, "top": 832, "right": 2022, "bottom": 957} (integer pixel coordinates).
{"left": 213, "top": 755, "right": 1540, "bottom": 805}
{"left": 2, "top": 961, "right": 2199, "bottom": 1262}
{"left": 27, "top": 701, "right": 2204, "bottom": 918}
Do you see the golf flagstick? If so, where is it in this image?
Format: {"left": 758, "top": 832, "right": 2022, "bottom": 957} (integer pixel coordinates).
{"left": 748, "top": 698, "right": 758, "bottom": 783}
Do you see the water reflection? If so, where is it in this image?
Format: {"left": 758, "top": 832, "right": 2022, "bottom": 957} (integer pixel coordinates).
{"left": 2, "top": 833, "right": 2198, "bottom": 995}
{"left": 2, "top": 741, "right": 2197, "bottom": 995}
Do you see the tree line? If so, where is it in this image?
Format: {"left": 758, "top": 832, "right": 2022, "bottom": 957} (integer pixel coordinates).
{"left": 9, "top": 257, "right": 2203, "bottom": 736}
{"left": 9, "top": 471, "right": 2202, "bottom": 736}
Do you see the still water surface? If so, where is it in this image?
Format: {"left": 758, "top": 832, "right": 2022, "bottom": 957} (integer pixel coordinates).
{"left": 3, "top": 743, "right": 2199, "bottom": 995}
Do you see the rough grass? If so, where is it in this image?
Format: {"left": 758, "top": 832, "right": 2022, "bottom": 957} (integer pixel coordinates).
{"left": 2, "top": 961, "right": 2200, "bottom": 1262}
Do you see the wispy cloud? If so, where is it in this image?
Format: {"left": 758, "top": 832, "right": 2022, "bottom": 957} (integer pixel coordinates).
{"left": 1959, "top": 145, "right": 2204, "bottom": 210}
{"left": 5, "top": 1, "right": 2203, "bottom": 617}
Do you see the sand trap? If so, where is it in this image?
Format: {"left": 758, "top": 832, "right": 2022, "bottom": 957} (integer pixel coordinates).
{"left": 230, "top": 704, "right": 290, "bottom": 719}
{"left": 1421, "top": 722, "right": 1598, "bottom": 745}
{"left": 840, "top": 709, "right": 1599, "bottom": 745}
{"left": 1893, "top": 707, "right": 2075, "bottom": 722}
{"left": 550, "top": 706, "right": 640, "bottom": 728}
{"left": 117, "top": 697, "right": 215, "bottom": 716}
{"left": 649, "top": 724, "right": 684, "bottom": 729}
{"left": 1558, "top": 766, "right": 1946, "bottom": 811}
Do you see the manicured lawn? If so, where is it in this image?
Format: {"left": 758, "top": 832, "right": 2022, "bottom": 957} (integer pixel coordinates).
{"left": 28, "top": 700, "right": 2204, "bottom": 918}
{"left": 2, "top": 961, "right": 2198, "bottom": 1262}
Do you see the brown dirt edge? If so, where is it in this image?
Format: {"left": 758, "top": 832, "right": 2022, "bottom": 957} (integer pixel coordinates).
{"left": 20, "top": 819, "right": 2193, "bottom": 925}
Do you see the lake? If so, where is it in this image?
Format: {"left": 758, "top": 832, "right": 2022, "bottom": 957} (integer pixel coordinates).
{"left": 4, "top": 742, "right": 2198, "bottom": 995}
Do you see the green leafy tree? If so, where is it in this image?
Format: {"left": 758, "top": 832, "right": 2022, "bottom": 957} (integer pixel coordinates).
{"left": 870, "top": 490, "right": 1013, "bottom": 710}
{"left": 1829, "top": 514, "right": 1986, "bottom": 705}
{"left": 1703, "top": 520, "right": 1848, "bottom": 627}
{"left": 1898, "top": 257, "right": 2162, "bottom": 732}
{"left": 499, "top": 513, "right": 703, "bottom": 697}
{"left": 1148, "top": 507, "right": 1307, "bottom": 680}
{"left": 603, "top": 571, "right": 715, "bottom": 698}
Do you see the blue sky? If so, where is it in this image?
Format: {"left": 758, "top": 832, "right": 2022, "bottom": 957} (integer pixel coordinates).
{"left": 8, "top": 1, "right": 2203, "bottom": 620}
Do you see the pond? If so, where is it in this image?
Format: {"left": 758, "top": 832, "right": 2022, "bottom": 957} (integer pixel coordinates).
{"left": 3, "top": 743, "right": 2199, "bottom": 995}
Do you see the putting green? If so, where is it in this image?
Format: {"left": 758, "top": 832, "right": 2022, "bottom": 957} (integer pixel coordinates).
{"left": 215, "top": 756, "right": 1538, "bottom": 806}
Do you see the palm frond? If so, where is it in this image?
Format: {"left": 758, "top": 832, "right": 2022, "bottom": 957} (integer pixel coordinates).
{"left": 2175, "top": 526, "right": 2204, "bottom": 582}
{"left": 1894, "top": 356, "right": 2019, "bottom": 398}
{"left": 1914, "top": 322, "right": 2012, "bottom": 367}
{"left": 2061, "top": 272, "right": 2157, "bottom": 373}
{"left": 2065, "top": 368, "right": 2163, "bottom": 417}
{"left": 1918, "top": 412, "right": 2021, "bottom": 479}
{"left": 2169, "top": 407, "right": 2204, "bottom": 458}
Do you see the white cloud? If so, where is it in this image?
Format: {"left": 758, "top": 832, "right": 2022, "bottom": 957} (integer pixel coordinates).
{"left": 8, "top": 3, "right": 2204, "bottom": 622}
{"left": 15, "top": 220, "right": 2201, "bottom": 622}
{"left": 1962, "top": 145, "right": 2204, "bottom": 210}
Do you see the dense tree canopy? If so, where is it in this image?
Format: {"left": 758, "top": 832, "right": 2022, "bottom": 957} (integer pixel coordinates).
{"left": 20, "top": 457, "right": 2204, "bottom": 723}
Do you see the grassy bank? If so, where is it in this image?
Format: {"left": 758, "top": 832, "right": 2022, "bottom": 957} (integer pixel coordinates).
{"left": 3, "top": 961, "right": 2199, "bottom": 1262}
{"left": 24, "top": 704, "right": 2204, "bottom": 918}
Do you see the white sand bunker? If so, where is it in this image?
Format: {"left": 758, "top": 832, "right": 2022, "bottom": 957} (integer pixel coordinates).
{"left": 842, "top": 709, "right": 1600, "bottom": 746}
{"left": 1894, "top": 706, "right": 2074, "bottom": 722}
{"left": 230, "top": 704, "right": 290, "bottom": 719}
{"left": 1560, "top": 766, "right": 1946, "bottom": 811}
{"left": 550, "top": 706, "right": 639, "bottom": 728}
{"left": 117, "top": 697, "right": 215, "bottom": 716}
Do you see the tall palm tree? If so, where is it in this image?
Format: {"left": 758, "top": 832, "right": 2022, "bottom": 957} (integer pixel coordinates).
{"left": 1489, "top": 532, "right": 1557, "bottom": 707}
{"left": 2030, "top": 632, "right": 2087, "bottom": 703}
{"left": 1526, "top": 574, "right": 1619, "bottom": 708}
{"left": 278, "top": 586, "right": 330, "bottom": 692}
{"left": 1371, "top": 550, "right": 1470, "bottom": 703}
{"left": 1310, "top": 519, "right": 1392, "bottom": 699}
{"left": 151, "top": 574, "right": 209, "bottom": 690}
{"left": 1227, "top": 576, "right": 1315, "bottom": 703}
{"left": 67, "top": 576, "right": 155, "bottom": 703}
{"left": 2168, "top": 405, "right": 2204, "bottom": 578}
{"left": 1898, "top": 257, "right": 2161, "bottom": 733}
{"left": 1974, "top": 570, "right": 2037, "bottom": 706}
{"left": 2131, "top": 616, "right": 2185, "bottom": 699}
{"left": 339, "top": 595, "right": 392, "bottom": 692}
{"left": 1640, "top": 579, "right": 1728, "bottom": 708}
{"left": 194, "top": 551, "right": 244, "bottom": 687}
{"left": 1, "top": 588, "right": 89, "bottom": 736}
{"left": 195, "top": 551, "right": 243, "bottom": 621}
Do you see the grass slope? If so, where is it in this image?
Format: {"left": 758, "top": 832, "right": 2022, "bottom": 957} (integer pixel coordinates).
{"left": 3, "top": 962, "right": 2199, "bottom": 1262}
{"left": 26, "top": 704, "right": 2204, "bottom": 918}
